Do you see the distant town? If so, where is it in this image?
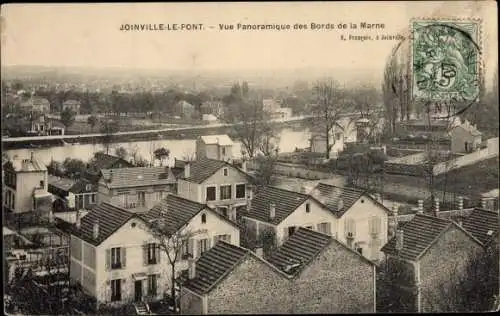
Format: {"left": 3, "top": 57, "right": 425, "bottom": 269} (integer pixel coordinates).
{"left": 2, "top": 62, "right": 499, "bottom": 316}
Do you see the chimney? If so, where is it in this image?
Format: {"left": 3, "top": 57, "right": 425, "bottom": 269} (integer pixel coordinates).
{"left": 75, "top": 210, "right": 81, "bottom": 229}
{"left": 93, "top": 220, "right": 100, "bottom": 239}
{"left": 434, "top": 197, "right": 440, "bottom": 214}
{"left": 241, "top": 160, "right": 247, "bottom": 172}
{"left": 188, "top": 258, "right": 196, "bottom": 280}
{"left": 184, "top": 163, "right": 191, "bottom": 178}
{"left": 269, "top": 203, "right": 276, "bottom": 219}
{"left": 255, "top": 247, "right": 264, "bottom": 258}
{"left": 108, "top": 169, "right": 113, "bottom": 183}
{"left": 457, "top": 196, "right": 464, "bottom": 211}
{"left": 481, "top": 198, "right": 488, "bottom": 209}
{"left": 417, "top": 199, "right": 424, "bottom": 214}
{"left": 395, "top": 229, "right": 404, "bottom": 251}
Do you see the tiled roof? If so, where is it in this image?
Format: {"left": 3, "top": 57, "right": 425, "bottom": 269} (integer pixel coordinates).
{"left": 140, "top": 194, "right": 209, "bottom": 237}
{"left": 381, "top": 214, "right": 454, "bottom": 261}
{"left": 199, "top": 135, "right": 233, "bottom": 146}
{"left": 310, "top": 183, "right": 365, "bottom": 217}
{"left": 461, "top": 208, "right": 498, "bottom": 246}
{"left": 49, "top": 175, "right": 76, "bottom": 192}
{"left": 456, "top": 121, "right": 482, "bottom": 136}
{"left": 181, "top": 158, "right": 247, "bottom": 184}
{"left": 182, "top": 241, "right": 249, "bottom": 294}
{"left": 71, "top": 202, "right": 137, "bottom": 246}
{"left": 89, "top": 153, "right": 132, "bottom": 171}
{"left": 267, "top": 228, "right": 332, "bottom": 276}
{"left": 101, "top": 166, "right": 176, "bottom": 189}
{"left": 245, "top": 186, "right": 310, "bottom": 225}
{"left": 71, "top": 178, "right": 98, "bottom": 194}
{"left": 7, "top": 158, "right": 47, "bottom": 172}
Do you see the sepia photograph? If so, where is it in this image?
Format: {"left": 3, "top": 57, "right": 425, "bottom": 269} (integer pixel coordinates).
{"left": 1, "top": 2, "right": 498, "bottom": 314}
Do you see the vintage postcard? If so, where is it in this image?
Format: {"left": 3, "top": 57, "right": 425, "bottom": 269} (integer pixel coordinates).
{"left": 1, "top": 2, "right": 498, "bottom": 315}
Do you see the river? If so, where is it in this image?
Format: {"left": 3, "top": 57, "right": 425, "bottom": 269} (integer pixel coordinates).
{"left": 4, "top": 127, "right": 312, "bottom": 166}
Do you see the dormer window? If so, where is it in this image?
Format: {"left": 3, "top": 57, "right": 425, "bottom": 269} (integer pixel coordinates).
{"left": 201, "top": 213, "right": 207, "bottom": 224}
{"left": 305, "top": 203, "right": 311, "bottom": 213}
{"left": 223, "top": 168, "right": 228, "bottom": 176}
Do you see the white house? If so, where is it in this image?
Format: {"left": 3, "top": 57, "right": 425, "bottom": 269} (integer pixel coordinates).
{"left": 176, "top": 158, "right": 252, "bottom": 221}
{"left": 309, "top": 117, "right": 358, "bottom": 158}
{"left": 196, "top": 135, "right": 234, "bottom": 161}
{"left": 450, "top": 120, "right": 483, "bottom": 153}
{"left": 67, "top": 196, "right": 240, "bottom": 310}
{"left": 242, "top": 184, "right": 389, "bottom": 262}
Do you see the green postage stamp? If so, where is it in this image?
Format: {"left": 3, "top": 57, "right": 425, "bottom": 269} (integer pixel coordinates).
{"left": 411, "top": 19, "right": 482, "bottom": 102}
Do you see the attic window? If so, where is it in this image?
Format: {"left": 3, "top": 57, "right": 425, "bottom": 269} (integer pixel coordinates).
{"left": 223, "top": 168, "right": 228, "bottom": 176}
{"left": 361, "top": 199, "right": 365, "bottom": 203}
{"left": 305, "top": 203, "right": 311, "bottom": 213}
{"left": 201, "top": 213, "right": 207, "bottom": 224}
{"left": 131, "top": 223, "right": 137, "bottom": 228}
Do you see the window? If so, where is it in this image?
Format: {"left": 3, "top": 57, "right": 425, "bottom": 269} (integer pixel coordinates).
{"left": 138, "top": 192, "right": 146, "bottom": 207}
{"left": 305, "top": 226, "right": 313, "bottom": 230}
{"left": 156, "top": 191, "right": 164, "bottom": 201}
{"left": 86, "top": 184, "right": 92, "bottom": 191}
{"left": 198, "top": 239, "right": 209, "bottom": 256}
{"left": 221, "top": 147, "right": 226, "bottom": 156}
{"left": 181, "top": 239, "right": 191, "bottom": 259}
{"left": 215, "top": 234, "right": 231, "bottom": 244}
{"left": 305, "top": 203, "right": 311, "bottom": 213}
{"left": 369, "top": 216, "right": 381, "bottom": 236}
{"left": 91, "top": 194, "right": 96, "bottom": 203}
{"left": 357, "top": 247, "right": 363, "bottom": 255}
{"left": 147, "top": 274, "right": 157, "bottom": 296}
{"left": 288, "top": 226, "right": 297, "bottom": 237}
{"left": 147, "top": 243, "right": 158, "bottom": 264}
{"left": 111, "top": 247, "right": 122, "bottom": 269}
{"left": 220, "top": 185, "right": 232, "bottom": 200}
{"left": 317, "top": 222, "right": 332, "bottom": 236}
{"left": 111, "top": 279, "right": 122, "bottom": 301}
{"left": 201, "top": 213, "right": 207, "bottom": 224}
{"left": 40, "top": 180, "right": 45, "bottom": 188}
{"left": 336, "top": 133, "right": 342, "bottom": 141}
{"left": 223, "top": 168, "right": 228, "bottom": 176}
{"left": 206, "top": 186, "right": 216, "bottom": 201}
{"left": 236, "top": 184, "right": 246, "bottom": 199}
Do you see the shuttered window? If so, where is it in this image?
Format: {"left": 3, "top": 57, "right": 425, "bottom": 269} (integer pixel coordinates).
{"left": 345, "top": 218, "right": 356, "bottom": 237}
{"left": 317, "top": 222, "right": 332, "bottom": 236}
{"left": 369, "top": 216, "right": 382, "bottom": 236}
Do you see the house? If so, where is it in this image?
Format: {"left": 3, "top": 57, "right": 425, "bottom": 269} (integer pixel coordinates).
{"left": 398, "top": 116, "right": 461, "bottom": 139}
{"left": 48, "top": 175, "right": 98, "bottom": 212}
{"left": 174, "top": 100, "right": 195, "bottom": 119}
{"left": 195, "top": 134, "right": 234, "bottom": 161}
{"left": 3, "top": 153, "right": 52, "bottom": 214}
{"left": 62, "top": 99, "right": 81, "bottom": 114}
{"left": 98, "top": 166, "right": 177, "bottom": 212}
{"left": 22, "top": 114, "right": 65, "bottom": 136}
{"left": 309, "top": 183, "right": 390, "bottom": 261}
{"left": 19, "top": 96, "right": 51, "bottom": 114}
{"left": 176, "top": 158, "right": 252, "bottom": 221}
{"left": 243, "top": 184, "right": 389, "bottom": 262}
{"left": 450, "top": 120, "right": 483, "bottom": 153}
{"left": 201, "top": 114, "right": 218, "bottom": 124}
{"left": 309, "top": 117, "right": 357, "bottom": 158}
{"left": 179, "top": 241, "right": 291, "bottom": 315}
{"left": 460, "top": 208, "right": 498, "bottom": 248}
{"left": 200, "top": 101, "right": 224, "bottom": 118}
{"left": 262, "top": 99, "right": 281, "bottom": 113}
{"left": 380, "top": 213, "right": 484, "bottom": 312}
{"left": 83, "top": 153, "right": 134, "bottom": 184}
{"left": 267, "top": 228, "right": 376, "bottom": 313}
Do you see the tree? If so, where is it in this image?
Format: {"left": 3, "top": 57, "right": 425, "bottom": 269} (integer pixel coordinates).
{"left": 254, "top": 148, "right": 280, "bottom": 188}
{"left": 99, "top": 120, "right": 119, "bottom": 154}
{"left": 311, "top": 79, "right": 349, "bottom": 159}
{"left": 142, "top": 216, "right": 205, "bottom": 309}
{"left": 62, "top": 158, "right": 86, "bottom": 179}
{"left": 114, "top": 146, "right": 128, "bottom": 160}
{"left": 47, "top": 159, "right": 64, "bottom": 177}
{"left": 60, "top": 108, "right": 76, "bottom": 129}
{"left": 87, "top": 115, "right": 98, "bottom": 132}
{"left": 154, "top": 147, "right": 171, "bottom": 166}
{"left": 424, "top": 247, "right": 499, "bottom": 312}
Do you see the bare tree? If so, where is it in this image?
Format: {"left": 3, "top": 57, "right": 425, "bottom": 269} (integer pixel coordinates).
{"left": 351, "top": 85, "right": 384, "bottom": 144}
{"left": 181, "top": 151, "right": 197, "bottom": 162}
{"left": 311, "top": 79, "right": 349, "bottom": 159}
{"left": 143, "top": 218, "right": 205, "bottom": 309}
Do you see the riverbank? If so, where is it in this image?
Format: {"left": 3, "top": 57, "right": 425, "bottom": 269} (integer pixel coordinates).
{"left": 2, "top": 116, "right": 313, "bottom": 150}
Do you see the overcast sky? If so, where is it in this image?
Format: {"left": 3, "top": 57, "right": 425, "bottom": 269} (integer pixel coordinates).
{"left": 1, "top": 2, "right": 497, "bottom": 82}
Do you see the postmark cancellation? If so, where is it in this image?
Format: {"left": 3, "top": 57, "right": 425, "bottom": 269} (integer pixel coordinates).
{"left": 410, "top": 18, "right": 483, "bottom": 103}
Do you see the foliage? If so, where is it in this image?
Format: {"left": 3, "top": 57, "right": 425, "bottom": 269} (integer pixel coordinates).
{"left": 60, "top": 107, "right": 76, "bottom": 128}
{"left": 311, "top": 79, "right": 350, "bottom": 159}
{"left": 154, "top": 147, "right": 171, "bottom": 166}
{"left": 87, "top": 115, "right": 99, "bottom": 131}
{"left": 377, "top": 259, "right": 418, "bottom": 312}
{"left": 62, "top": 158, "right": 86, "bottom": 179}
{"left": 258, "top": 227, "right": 277, "bottom": 258}
{"left": 100, "top": 120, "right": 119, "bottom": 154}
{"left": 114, "top": 146, "right": 128, "bottom": 160}
{"left": 253, "top": 149, "right": 280, "bottom": 188}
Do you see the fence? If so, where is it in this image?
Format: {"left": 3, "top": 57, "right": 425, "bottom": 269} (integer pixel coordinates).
{"left": 433, "top": 137, "right": 499, "bottom": 176}
{"left": 247, "top": 160, "right": 336, "bottom": 181}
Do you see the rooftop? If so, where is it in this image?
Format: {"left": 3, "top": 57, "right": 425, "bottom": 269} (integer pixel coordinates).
{"left": 101, "top": 166, "right": 176, "bottom": 189}
{"left": 461, "top": 208, "right": 498, "bottom": 246}
{"left": 310, "top": 183, "right": 367, "bottom": 217}
{"left": 267, "top": 228, "right": 332, "bottom": 276}
{"left": 140, "top": 194, "right": 212, "bottom": 237}
{"left": 70, "top": 202, "right": 137, "bottom": 246}
{"left": 181, "top": 158, "right": 248, "bottom": 184}
{"left": 5, "top": 157, "right": 47, "bottom": 173}
{"left": 181, "top": 241, "right": 249, "bottom": 295}
{"left": 199, "top": 134, "right": 233, "bottom": 146}
{"left": 381, "top": 214, "right": 461, "bottom": 261}
{"left": 245, "top": 186, "right": 310, "bottom": 225}
{"left": 48, "top": 175, "right": 76, "bottom": 192}
{"left": 88, "top": 153, "right": 133, "bottom": 171}
{"left": 455, "top": 120, "right": 482, "bottom": 136}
